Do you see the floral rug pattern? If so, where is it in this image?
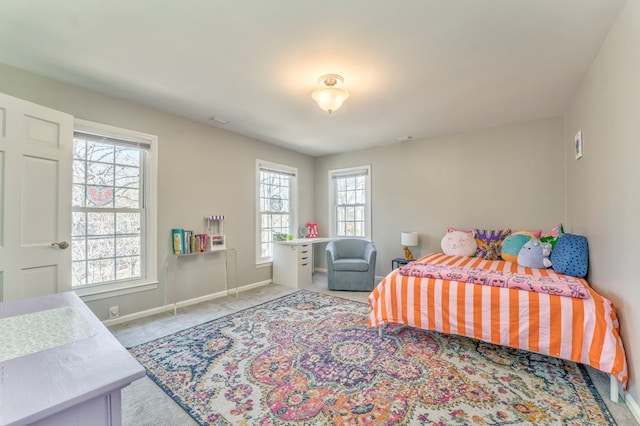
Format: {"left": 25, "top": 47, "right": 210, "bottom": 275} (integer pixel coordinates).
{"left": 129, "top": 290, "right": 615, "bottom": 425}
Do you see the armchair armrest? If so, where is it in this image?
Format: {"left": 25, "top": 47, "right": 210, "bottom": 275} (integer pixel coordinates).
{"left": 364, "top": 243, "right": 377, "bottom": 264}
{"left": 326, "top": 243, "right": 337, "bottom": 266}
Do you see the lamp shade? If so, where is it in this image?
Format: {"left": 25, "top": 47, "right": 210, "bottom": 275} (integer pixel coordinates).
{"left": 311, "top": 74, "right": 349, "bottom": 114}
{"left": 312, "top": 87, "right": 349, "bottom": 113}
{"left": 401, "top": 231, "right": 418, "bottom": 247}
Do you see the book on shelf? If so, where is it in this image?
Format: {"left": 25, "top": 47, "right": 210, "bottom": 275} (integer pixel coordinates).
{"left": 171, "top": 229, "right": 183, "bottom": 255}
{"left": 171, "top": 229, "right": 211, "bottom": 255}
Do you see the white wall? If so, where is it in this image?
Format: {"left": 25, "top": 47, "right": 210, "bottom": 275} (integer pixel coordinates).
{"left": 564, "top": 0, "right": 640, "bottom": 402}
{"left": 314, "top": 117, "right": 566, "bottom": 276}
{"left": 0, "top": 63, "right": 315, "bottom": 320}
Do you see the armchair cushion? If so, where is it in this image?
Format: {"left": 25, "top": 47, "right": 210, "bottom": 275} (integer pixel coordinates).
{"left": 333, "top": 258, "right": 370, "bottom": 272}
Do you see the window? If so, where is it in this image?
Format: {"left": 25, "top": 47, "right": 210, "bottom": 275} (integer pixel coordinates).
{"left": 72, "top": 120, "right": 157, "bottom": 295}
{"left": 329, "top": 165, "right": 371, "bottom": 239}
{"left": 256, "top": 160, "right": 297, "bottom": 264}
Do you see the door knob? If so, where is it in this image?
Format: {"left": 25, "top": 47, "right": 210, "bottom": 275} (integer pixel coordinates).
{"left": 51, "top": 241, "right": 70, "bottom": 249}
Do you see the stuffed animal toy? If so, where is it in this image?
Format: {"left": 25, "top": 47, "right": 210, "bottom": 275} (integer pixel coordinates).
{"left": 517, "top": 240, "right": 552, "bottom": 269}
{"left": 441, "top": 229, "right": 477, "bottom": 257}
{"left": 541, "top": 224, "right": 564, "bottom": 248}
{"left": 501, "top": 231, "right": 537, "bottom": 262}
{"left": 484, "top": 241, "right": 502, "bottom": 261}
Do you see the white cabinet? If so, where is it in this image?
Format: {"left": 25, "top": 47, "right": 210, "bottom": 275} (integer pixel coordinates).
{"left": 273, "top": 241, "right": 313, "bottom": 288}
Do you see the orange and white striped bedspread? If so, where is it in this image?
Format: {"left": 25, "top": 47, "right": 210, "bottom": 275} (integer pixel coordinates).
{"left": 368, "top": 252, "right": 629, "bottom": 388}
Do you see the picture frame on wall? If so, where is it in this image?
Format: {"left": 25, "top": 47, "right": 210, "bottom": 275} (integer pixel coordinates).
{"left": 575, "top": 130, "right": 583, "bottom": 159}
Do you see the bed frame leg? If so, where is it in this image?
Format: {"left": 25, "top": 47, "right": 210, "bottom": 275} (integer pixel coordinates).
{"left": 610, "top": 375, "right": 619, "bottom": 403}
{"left": 378, "top": 325, "right": 383, "bottom": 338}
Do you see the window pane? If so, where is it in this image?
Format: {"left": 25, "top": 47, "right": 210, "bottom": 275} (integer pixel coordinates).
{"left": 115, "top": 165, "right": 140, "bottom": 188}
{"left": 87, "top": 258, "right": 115, "bottom": 284}
{"left": 71, "top": 212, "right": 87, "bottom": 237}
{"left": 87, "top": 186, "right": 115, "bottom": 207}
{"left": 117, "top": 236, "right": 141, "bottom": 256}
{"left": 72, "top": 261, "right": 87, "bottom": 286}
{"left": 72, "top": 184, "right": 86, "bottom": 208}
{"left": 87, "top": 142, "right": 114, "bottom": 163}
{"left": 337, "top": 190, "right": 346, "bottom": 205}
{"left": 87, "top": 212, "right": 115, "bottom": 235}
{"left": 71, "top": 237, "right": 86, "bottom": 260}
{"left": 115, "top": 147, "right": 140, "bottom": 166}
{"left": 115, "top": 188, "right": 139, "bottom": 208}
{"left": 73, "top": 160, "right": 85, "bottom": 183}
{"left": 87, "top": 162, "right": 114, "bottom": 186}
{"left": 87, "top": 237, "right": 115, "bottom": 260}
{"left": 116, "top": 213, "right": 140, "bottom": 235}
{"left": 73, "top": 140, "right": 86, "bottom": 159}
{"left": 116, "top": 256, "right": 141, "bottom": 280}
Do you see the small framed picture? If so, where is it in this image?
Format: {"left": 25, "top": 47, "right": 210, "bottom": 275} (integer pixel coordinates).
{"left": 575, "top": 130, "right": 583, "bottom": 160}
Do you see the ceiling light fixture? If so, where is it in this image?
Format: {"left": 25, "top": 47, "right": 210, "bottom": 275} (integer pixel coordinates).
{"left": 311, "top": 74, "right": 349, "bottom": 114}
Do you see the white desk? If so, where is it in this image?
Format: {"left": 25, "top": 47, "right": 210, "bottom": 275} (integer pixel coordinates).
{"left": 272, "top": 238, "right": 333, "bottom": 288}
{"left": 0, "top": 292, "right": 145, "bottom": 426}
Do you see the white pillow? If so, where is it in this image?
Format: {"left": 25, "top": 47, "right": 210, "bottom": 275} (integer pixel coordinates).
{"left": 441, "top": 229, "right": 477, "bottom": 257}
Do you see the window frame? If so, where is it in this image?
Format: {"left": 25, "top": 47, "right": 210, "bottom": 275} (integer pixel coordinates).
{"left": 255, "top": 159, "right": 298, "bottom": 266}
{"left": 328, "top": 165, "right": 372, "bottom": 240}
{"left": 72, "top": 119, "right": 158, "bottom": 301}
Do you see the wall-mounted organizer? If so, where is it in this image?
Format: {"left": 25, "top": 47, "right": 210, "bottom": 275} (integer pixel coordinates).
{"left": 205, "top": 215, "right": 226, "bottom": 251}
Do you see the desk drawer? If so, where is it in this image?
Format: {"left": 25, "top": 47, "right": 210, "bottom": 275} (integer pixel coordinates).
{"left": 298, "top": 261, "right": 312, "bottom": 287}
{"left": 298, "top": 244, "right": 312, "bottom": 262}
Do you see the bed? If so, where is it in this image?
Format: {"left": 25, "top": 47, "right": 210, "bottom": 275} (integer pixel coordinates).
{"left": 368, "top": 252, "right": 628, "bottom": 401}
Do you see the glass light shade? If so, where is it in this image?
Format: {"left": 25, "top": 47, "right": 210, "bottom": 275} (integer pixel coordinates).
{"left": 401, "top": 231, "right": 419, "bottom": 247}
{"left": 312, "top": 87, "right": 349, "bottom": 114}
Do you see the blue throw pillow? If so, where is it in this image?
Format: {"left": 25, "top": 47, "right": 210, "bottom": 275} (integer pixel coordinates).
{"left": 550, "top": 233, "right": 589, "bottom": 278}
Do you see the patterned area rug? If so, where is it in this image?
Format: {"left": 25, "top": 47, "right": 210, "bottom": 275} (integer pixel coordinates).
{"left": 129, "top": 290, "right": 615, "bottom": 425}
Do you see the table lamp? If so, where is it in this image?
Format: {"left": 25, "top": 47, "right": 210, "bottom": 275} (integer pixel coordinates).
{"left": 401, "top": 231, "right": 419, "bottom": 261}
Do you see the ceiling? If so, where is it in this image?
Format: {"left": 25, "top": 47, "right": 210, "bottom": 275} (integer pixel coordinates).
{"left": 0, "top": 0, "right": 627, "bottom": 156}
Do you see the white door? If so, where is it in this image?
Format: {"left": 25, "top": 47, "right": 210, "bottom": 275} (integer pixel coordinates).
{"left": 0, "top": 92, "right": 73, "bottom": 301}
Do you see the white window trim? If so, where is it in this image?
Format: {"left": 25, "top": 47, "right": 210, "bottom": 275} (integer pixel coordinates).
{"left": 255, "top": 159, "right": 298, "bottom": 265}
{"left": 72, "top": 118, "right": 158, "bottom": 299}
{"left": 328, "top": 165, "right": 372, "bottom": 240}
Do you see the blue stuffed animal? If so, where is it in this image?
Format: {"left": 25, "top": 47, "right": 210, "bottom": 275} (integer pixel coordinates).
{"left": 517, "top": 240, "right": 552, "bottom": 269}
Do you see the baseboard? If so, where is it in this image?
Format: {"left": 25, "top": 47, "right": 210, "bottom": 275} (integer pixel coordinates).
{"left": 102, "top": 279, "right": 272, "bottom": 326}
{"left": 102, "top": 304, "right": 172, "bottom": 327}
{"left": 626, "top": 390, "right": 640, "bottom": 424}
{"left": 314, "top": 268, "right": 327, "bottom": 273}
{"left": 227, "top": 279, "right": 272, "bottom": 295}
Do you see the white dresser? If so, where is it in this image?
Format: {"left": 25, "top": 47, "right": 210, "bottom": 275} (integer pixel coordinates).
{"left": 272, "top": 238, "right": 333, "bottom": 288}
{"left": 0, "top": 292, "right": 145, "bottom": 426}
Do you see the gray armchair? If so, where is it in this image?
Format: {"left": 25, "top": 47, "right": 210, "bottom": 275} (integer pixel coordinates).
{"left": 326, "top": 239, "right": 377, "bottom": 291}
